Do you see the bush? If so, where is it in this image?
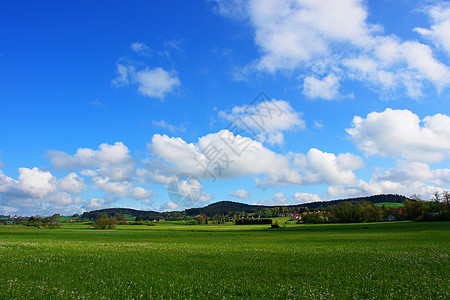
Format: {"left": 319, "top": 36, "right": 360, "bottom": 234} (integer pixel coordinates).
{"left": 93, "top": 215, "right": 117, "bottom": 229}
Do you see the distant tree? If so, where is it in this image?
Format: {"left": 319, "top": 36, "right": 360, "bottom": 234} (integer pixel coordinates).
{"left": 93, "top": 214, "right": 117, "bottom": 229}
{"left": 404, "top": 196, "right": 429, "bottom": 221}
{"left": 135, "top": 215, "right": 143, "bottom": 222}
{"left": 194, "top": 215, "right": 206, "bottom": 225}
{"left": 361, "top": 205, "right": 383, "bottom": 222}
{"left": 443, "top": 191, "right": 450, "bottom": 212}
{"left": 25, "top": 216, "right": 41, "bottom": 227}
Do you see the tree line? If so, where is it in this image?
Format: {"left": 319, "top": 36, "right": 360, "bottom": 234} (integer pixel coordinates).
{"left": 300, "top": 191, "right": 450, "bottom": 224}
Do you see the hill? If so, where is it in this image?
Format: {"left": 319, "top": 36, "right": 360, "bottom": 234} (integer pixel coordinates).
{"left": 81, "top": 194, "right": 408, "bottom": 220}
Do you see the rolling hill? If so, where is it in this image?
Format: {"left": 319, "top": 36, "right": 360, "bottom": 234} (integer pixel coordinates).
{"left": 82, "top": 194, "right": 408, "bottom": 220}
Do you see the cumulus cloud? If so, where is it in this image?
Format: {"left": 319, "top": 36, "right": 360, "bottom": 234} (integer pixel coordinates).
{"left": 168, "top": 177, "right": 212, "bottom": 206}
{"left": 415, "top": 4, "right": 450, "bottom": 56}
{"left": 303, "top": 73, "right": 341, "bottom": 100}
{"left": 81, "top": 170, "right": 155, "bottom": 201}
{"left": 17, "top": 167, "right": 57, "bottom": 199}
{"left": 294, "top": 192, "right": 321, "bottom": 204}
{"left": 57, "top": 172, "right": 87, "bottom": 194}
{"left": 141, "top": 129, "right": 290, "bottom": 183}
{"left": 112, "top": 64, "right": 180, "bottom": 99}
{"left": 230, "top": 188, "right": 250, "bottom": 199}
{"left": 260, "top": 148, "right": 363, "bottom": 186}
{"left": 256, "top": 192, "right": 290, "bottom": 206}
{"left": 0, "top": 168, "right": 83, "bottom": 216}
{"left": 48, "top": 142, "right": 135, "bottom": 181}
{"left": 219, "top": 99, "right": 305, "bottom": 145}
{"left": 347, "top": 109, "right": 450, "bottom": 162}
{"left": 141, "top": 130, "right": 363, "bottom": 189}
{"left": 214, "top": 0, "right": 450, "bottom": 97}
{"left": 84, "top": 198, "right": 107, "bottom": 210}
{"left": 373, "top": 161, "right": 450, "bottom": 187}
{"left": 328, "top": 160, "right": 450, "bottom": 200}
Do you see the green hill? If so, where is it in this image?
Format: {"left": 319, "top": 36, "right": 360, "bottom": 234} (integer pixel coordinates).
{"left": 81, "top": 194, "right": 408, "bottom": 220}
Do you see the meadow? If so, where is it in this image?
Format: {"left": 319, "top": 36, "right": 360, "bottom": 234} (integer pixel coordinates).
{"left": 0, "top": 221, "right": 448, "bottom": 299}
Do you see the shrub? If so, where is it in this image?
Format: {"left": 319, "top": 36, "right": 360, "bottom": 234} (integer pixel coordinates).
{"left": 93, "top": 215, "right": 117, "bottom": 229}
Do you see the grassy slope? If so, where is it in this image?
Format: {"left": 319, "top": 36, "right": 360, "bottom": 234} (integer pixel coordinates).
{"left": 0, "top": 222, "right": 448, "bottom": 299}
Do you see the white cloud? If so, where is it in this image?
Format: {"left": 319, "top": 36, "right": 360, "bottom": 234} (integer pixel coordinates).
{"left": 112, "top": 64, "right": 180, "bottom": 99}
{"left": 57, "top": 172, "right": 86, "bottom": 194}
{"left": 256, "top": 191, "right": 290, "bottom": 206}
{"left": 230, "top": 188, "right": 250, "bottom": 199}
{"left": 347, "top": 109, "right": 450, "bottom": 162}
{"left": 328, "top": 159, "right": 450, "bottom": 200}
{"left": 84, "top": 198, "right": 107, "bottom": 210}
{"left": 294, "top": 192, "right": 321, "bottom": 203}
{"left": 295, "top": 149, "right": 364, "bottom": 185}
{"left": 131, "top": 186, "right": 155, "bottom": 200}
{"left": 243, "top": 0, "right": 375, "bottom": 72}
{"left": 135, "top": 67, "right": 181, "bottom": 99}
{"left": 169, "top": 177, "right": 212, "bottom": 203}
{"left": 214, "top": 0, "right": 450, "bottom": 97}
{"left": 219, "top": 99, "right": 305, "bottom": 145}
{"left": 260, "top": 148, "right": 363, "bottom": 186}
{"left": 48, "top": 142, "right": 135, "bottom": 181}
{"left": 130, "top": 42, "right": 151, "bottom": 56}
{"left": 142, "top": 130, "right": 363, "bottom": 189}
{"left": 415, "top": 4, "right": 450, "bottom": 56}
{"left": 18, "top": 167, "right": 57, "bottom": 199}
{"left": 143, "top": 129, "right": 290, "bottom": 183}
{"left": 374, "top": 161, "right": 450, "bottom": 187}
{"left": 82, "top": 170, "right": 155, "bottom": 201}
{"left": 303, "top": 73, "right": 341, "bottom": 100}
{"left": 0, "top": 168, "right": 83, "bottom": 215}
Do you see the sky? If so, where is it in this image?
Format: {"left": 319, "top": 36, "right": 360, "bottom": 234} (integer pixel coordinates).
{"left": 0, "top": 0, "right": 449, "bottom": 216}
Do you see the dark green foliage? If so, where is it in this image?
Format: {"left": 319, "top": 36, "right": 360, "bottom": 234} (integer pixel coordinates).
{"left": 93, "top": 214, "right": 117, "bottom": 230}
{"left": 302, "top": 212, "right": 329, "bottom": 224}
{"left": 135, "top": 215, "right": 143, "bottom": 222}
{"left": 235, "top": 218, "right": 272, "bottom": 225}
{"left": 82, "top": 208, "right": 160, "bottom": 221}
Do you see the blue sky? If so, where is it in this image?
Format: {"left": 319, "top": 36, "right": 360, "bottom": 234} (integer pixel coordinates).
{"left": 1, "top": 0, "right": 449, "bottom": 216}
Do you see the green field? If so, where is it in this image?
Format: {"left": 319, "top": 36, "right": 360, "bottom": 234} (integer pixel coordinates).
{"left": 0, "top": 221, "right": 448, "bottom": 299}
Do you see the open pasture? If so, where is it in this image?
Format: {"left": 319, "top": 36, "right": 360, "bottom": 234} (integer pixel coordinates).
{"left": 0, "top": 221, "right": 448, "bottom": 299}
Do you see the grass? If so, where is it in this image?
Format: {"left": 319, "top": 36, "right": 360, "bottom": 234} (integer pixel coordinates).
{"left": 0, "top": 221, "right": 448, "bottom": 299}
{"left": 373, "top": 202, "right": 404, "bottom": 208}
